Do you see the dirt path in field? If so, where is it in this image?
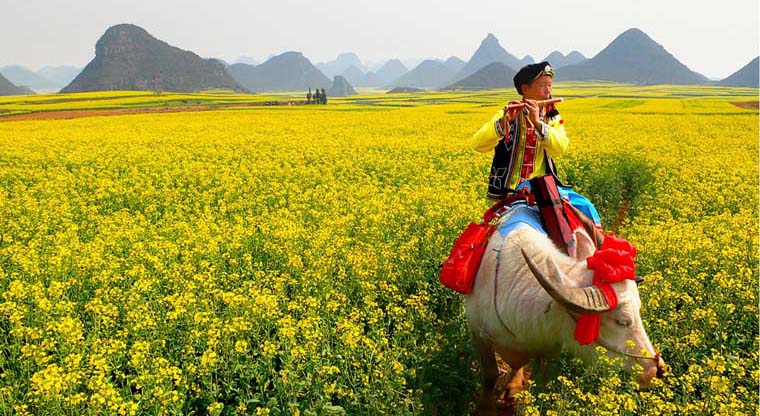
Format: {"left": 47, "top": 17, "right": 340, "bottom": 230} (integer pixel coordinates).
{"left": 0, "top": 101, "right": 303, "bottom": 122}
{"left": 612, "top": 196, "right": 631, "bottom": 233}
{"left": 730, "top": 101, "right": 759, "bottom": 109}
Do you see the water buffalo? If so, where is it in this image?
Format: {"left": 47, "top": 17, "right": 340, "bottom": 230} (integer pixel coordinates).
{"left": 465, "top": 223, "right": 665, "bottom": 412}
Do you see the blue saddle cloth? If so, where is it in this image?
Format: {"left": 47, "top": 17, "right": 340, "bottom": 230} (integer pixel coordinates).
{"left": 495, "top": 202, "right": 547, "bottom": 237}
{"left": 516, "top": 181, "right": 602, "bottom": 226}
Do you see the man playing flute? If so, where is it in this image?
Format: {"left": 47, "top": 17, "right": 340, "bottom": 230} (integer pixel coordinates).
{"left": 471, "top": 62, "right": 601, "bottom": 225}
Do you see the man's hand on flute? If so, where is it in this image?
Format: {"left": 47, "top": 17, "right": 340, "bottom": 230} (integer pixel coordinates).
{"left": 505, "top": 100, "right": 522, "bottom": 121}
{"left": 520, "top": 99, "right": 539, "bottom": 127}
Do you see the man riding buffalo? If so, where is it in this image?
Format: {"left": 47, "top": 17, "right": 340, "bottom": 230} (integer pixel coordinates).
{"left": 471, "top": 62, "right": 600, "bottom": 225}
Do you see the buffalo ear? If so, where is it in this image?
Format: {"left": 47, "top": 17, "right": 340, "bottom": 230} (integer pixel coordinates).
{"left": 635, "top": 276, "right": 644, "bottom": 285}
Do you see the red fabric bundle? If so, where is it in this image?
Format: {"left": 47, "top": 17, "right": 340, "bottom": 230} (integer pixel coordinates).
{"left": 439, "top": 222, "right": 495, "bottom": 294}
{"left": 440, "top": 192, "right": 533, "bottom": 294}
{"left": 574, "top": 234, "right": 638, "bottom": 345}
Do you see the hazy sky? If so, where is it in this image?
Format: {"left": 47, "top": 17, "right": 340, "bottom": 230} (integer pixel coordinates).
{"left": 2, "top": 0, "right": 758, "bottom": 79}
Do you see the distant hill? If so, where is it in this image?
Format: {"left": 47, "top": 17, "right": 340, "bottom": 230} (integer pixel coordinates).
{"left": 387, "top": 59, "right": 456, "bottom": 89}
{"left": 366, "top": 60, "right": 385, "bottom": 72}
{"left": 208, "top": 58, "right": 229, "bottom": 67}
{"left": 387, "top": 86, "right": 424, "bottom": 94}
{"left": 444, "top": 56, "right": 466, "bottom": 74}
{"left": 556, "top": 28, "right": 707, "bottom": 85}
{"left": 0, "top": 65, "right": 58, "bottom": 91}
{"left": 37, "top": 65, "right": 81, "bottom": 87}
{"left": 317, "top": 53, "right": 365, "bottom": 78}
{"left": 402, "top": 58, "right": 427, "bottom": 71}
{"left": 719, "top": 57, "right": 759, "bottom": 87}
{"left": 357, "top": 71, "right": 381, "bottom": 87}
{"left": 0, "top": 72, "right": 29, "bottom": 95}
{"left": 452, "top": 33, "right": 522, "bottom": 83}
{"left": 443, "top": 62, "right": 517, "bottom": 91}
{"left": 327, "top": 75, "right": 357, "bottom": 97}
{"left": 542, "top": 51, "right": 587, "bottom": 69}
{"left": 62, "top": 24, "right": 246, "bottom": 93}
{"left": 519, "top": 55, "right": 535, "bottom": 67}
{"left": 227, "top": 52, "right": 330, "bottom": 92}
{"left": 236, "top": 56, "right": 258, "bottom": 66}
{"left": 340, "top": 65, "right": 365, "bottom": 87}
{"left": 565, "top": 51, "right": 586, "bottom": 64}
{"left": 368, "top": 59, "right": 408, "bottom": 86}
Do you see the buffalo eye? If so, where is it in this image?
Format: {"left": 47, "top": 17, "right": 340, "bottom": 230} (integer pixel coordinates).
{"left": 616, "top": 318, "right": 632, "bottom": 327}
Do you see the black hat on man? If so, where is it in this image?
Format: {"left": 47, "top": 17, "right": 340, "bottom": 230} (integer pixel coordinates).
{"left": 513, "top": 61, "right": 554, "bottom": 95}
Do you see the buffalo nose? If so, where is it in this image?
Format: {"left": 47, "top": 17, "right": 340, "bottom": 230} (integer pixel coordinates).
{"left": 656, "top": 358, "right": 666, "bottom": 379}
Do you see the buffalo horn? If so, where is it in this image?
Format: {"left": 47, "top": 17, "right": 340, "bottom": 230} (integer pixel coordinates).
{"left": 520, "top": 248, "right": 611, "bottom": 314}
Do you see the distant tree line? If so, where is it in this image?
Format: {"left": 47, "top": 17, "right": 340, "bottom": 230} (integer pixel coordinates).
{"left": 306, "top": 88, "right": 327, "bottom": 104}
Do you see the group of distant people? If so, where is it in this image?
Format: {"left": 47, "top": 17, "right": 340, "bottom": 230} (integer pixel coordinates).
{"left": 306, "top": 88, "right": 327, "bottom": 104}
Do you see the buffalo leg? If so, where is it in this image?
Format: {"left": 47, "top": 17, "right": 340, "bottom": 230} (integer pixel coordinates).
{"left": 474, "top": 337, "right": 498, "bottom": 415}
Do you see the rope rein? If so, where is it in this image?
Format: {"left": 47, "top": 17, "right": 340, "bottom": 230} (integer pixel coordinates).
{"left": 596, "top": 337, "right": 662, "bottom": 362}
{"left": 493, "top": 244, "right": 517, "bottom": 338}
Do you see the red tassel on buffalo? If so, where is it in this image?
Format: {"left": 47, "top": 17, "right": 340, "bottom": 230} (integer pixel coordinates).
{"left": 575, "top": 313, "right": 601, "bottom": 345}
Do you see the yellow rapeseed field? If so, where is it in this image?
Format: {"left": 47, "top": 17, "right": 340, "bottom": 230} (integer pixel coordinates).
{"left": 0, "top": 85, "right": 756, "bottom": 415}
